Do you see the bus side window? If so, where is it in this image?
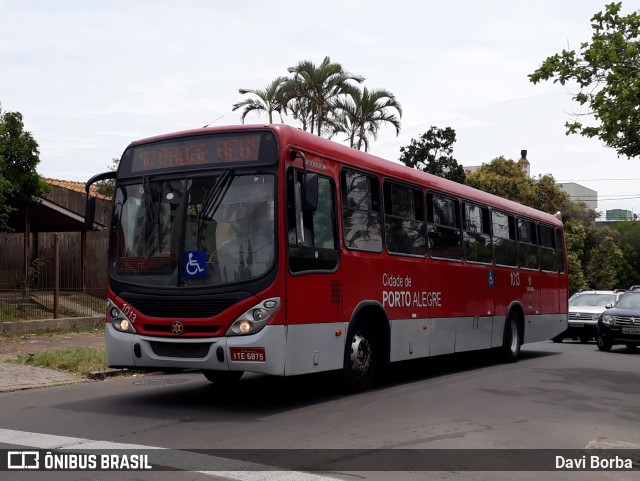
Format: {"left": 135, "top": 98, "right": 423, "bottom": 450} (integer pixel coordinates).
{"left": 341, "top": 169, "right": 383, "bottom": 252}
{"left": 383, "top": 181, "right": 425, "bottom": 256}
{"left": 555, "top": 228, "right": 566, "bottom": 274}
{"left": 518, "top": 218, "right": 539, "bottom": 270}
{"left": 538, "top": 224, "right": 556, "bottom": 272}
{"left": 427, "top": 192, "right": 462, "bottom": 260}
{"left": 463, "top": 202, "right": 492, "bottom": 264}
{"left": 492, "top": 210, "right": 518, "bottom": 267}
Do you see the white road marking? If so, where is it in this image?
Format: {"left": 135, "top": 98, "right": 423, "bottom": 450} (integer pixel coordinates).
{"left": 0, "top": 428, "right": 341, "bottom": 481}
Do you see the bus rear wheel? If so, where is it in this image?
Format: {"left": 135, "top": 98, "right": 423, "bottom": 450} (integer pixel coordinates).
{"left": 501, "top": 315, "right": 521, "bottom": 363}
{"left": 343, "top": 320, "right": 377, "bottom": 393}
{"left": 202, "top": 370, "right": 244, "bottom": 385}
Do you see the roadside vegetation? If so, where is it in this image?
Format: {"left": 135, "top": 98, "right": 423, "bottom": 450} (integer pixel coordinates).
{"left": 11, "top": 348, "right": 107, "bottom": 376}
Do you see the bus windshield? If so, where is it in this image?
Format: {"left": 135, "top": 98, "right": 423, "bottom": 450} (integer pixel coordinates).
{"left": 110, "top": 173, "right": 275, "bottom": 287}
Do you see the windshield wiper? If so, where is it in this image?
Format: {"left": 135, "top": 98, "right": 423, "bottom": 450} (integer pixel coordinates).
{"left": 142, "top": 176, "right": 157, "bottom": 224}
{"left": 199, "top": 168, "right": 234, "bottom": 221}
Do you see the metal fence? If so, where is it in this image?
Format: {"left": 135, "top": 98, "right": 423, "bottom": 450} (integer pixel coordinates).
{"left": 0, "top": 232, "right": 108, "bottom": 322}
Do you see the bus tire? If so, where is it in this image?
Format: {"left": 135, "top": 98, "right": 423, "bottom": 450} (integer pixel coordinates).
{"left": 202, "top": 370, "right": 244, "bottom": 385}
{"left": 501, "top": 314, "right": 521, "bottom": 363}
{"left": 343, "top": 319, "right": 377, "bottom": 393}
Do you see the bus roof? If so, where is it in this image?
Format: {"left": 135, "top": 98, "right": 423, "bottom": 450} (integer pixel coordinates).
{"left": 128, "top": 123, "right": 563, "bottom": 228}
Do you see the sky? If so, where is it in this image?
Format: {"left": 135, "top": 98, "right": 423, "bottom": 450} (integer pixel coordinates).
{"left": 1, "top": 0, "right": 639, "bottom": 218}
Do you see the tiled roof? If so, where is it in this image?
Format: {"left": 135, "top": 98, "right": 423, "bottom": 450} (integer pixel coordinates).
{"left": 45, "top": 178, "right": 112, "bottom": 200}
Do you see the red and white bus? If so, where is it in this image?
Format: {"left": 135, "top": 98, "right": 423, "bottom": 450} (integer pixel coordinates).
{"left": 85, "top": 124, "right": 568, "bottom": 392}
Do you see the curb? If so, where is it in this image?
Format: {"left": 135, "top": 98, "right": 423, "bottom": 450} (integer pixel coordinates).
{"left": 87, "top": 369, "right": 144, "bottom": 380}
{"left": 0, "top": 316, "right": 104, "bottom": 336}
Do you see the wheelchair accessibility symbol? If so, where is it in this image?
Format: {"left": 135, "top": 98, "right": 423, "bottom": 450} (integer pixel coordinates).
{"left": 184, "top": 251, "right": 207, "bottom": 278}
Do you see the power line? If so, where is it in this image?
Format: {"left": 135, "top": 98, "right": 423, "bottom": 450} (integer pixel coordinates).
{"left": 557, "top": 177, "right": 640, "bottom": 182}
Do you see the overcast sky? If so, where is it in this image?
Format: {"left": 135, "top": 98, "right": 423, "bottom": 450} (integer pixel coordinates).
{"left": 2, "top": 0, "right": 639, "bottom": 217}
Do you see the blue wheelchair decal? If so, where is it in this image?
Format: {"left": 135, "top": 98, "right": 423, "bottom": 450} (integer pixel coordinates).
{"left": 488, "top": 269, "right": 495, "bottom": 288}
{"left": 184, "top": 251, "right": 207, "bottom": 278}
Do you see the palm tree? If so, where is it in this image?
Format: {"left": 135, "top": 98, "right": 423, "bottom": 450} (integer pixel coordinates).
{"left": 286, "top": 57, "right": 364, "bottom": 136}
{"left": 334, "top": 87, "right": 402, "bottom": 151}
{"left": 232, "top": 76, "right": 288, "bottom": 124}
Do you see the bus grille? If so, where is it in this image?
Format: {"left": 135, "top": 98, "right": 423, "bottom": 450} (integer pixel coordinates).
{"left": 149, "top": 342, "right": 212, "bottom": 359}
{"left": 120, "top": 296, "right": 239, "bottom": 318}
{"left": 140, "top": 324, "right": 222, "bottom": 337}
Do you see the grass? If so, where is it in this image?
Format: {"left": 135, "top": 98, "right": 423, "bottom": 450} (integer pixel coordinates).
{"left": 11, "top": 348, "right": 107, "bottom": 376}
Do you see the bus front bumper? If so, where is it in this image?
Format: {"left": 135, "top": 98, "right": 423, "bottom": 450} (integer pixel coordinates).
{"left": 105, "top": 324, "right": 287, "bottom": 376}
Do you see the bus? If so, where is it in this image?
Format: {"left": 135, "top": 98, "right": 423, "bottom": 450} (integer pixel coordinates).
{"left": 85, "top": 124, "right": 568, "bottom": 392}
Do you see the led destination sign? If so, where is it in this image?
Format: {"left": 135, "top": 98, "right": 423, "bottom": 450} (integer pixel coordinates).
{"left": 125, "top": 132, "right": 277, "bottom": 174}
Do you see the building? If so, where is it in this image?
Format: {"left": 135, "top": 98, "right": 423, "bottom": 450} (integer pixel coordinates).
{"left": 605, "top": 209, "right": 634, "bottom": 221}
{"left": 1, "top": 178, "right": 112, "bottom": 297}
{"left": 556, "top": 182, "right": 598, "bottom": 210}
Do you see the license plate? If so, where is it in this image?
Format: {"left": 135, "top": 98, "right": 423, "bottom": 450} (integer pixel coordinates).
{"left": 621, "top": 327, "right": 640, "bottom": 335}
{"left": 230, "top": 347, "right": 266, "bottom": 362}
{"left": 570, "top": 322, "right": 585, "bottom": 328}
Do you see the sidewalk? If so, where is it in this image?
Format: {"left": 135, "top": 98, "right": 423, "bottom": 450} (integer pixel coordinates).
{"left": 0, "top": 325, "right": 107, "bottom": 393}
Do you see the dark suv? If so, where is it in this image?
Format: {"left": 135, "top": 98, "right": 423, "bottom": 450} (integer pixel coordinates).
{"left": 597, "top": 290, "right": 640, "bottom": 352}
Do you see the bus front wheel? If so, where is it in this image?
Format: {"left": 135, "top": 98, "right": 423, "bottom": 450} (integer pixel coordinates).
{"left": 202, "top": 370, "right": 244, "bottom": 385}
{"left": 343, "top": 320, "right": 377, "bottom": 393}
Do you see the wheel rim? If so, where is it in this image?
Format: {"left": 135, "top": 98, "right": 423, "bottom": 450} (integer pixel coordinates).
{"left": 350, "top": 332, "right": 372, "bottom": 377}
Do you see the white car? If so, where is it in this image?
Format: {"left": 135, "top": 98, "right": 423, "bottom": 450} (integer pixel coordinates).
{"left": 553, "top": 290, "right": 623, "bottom": 343}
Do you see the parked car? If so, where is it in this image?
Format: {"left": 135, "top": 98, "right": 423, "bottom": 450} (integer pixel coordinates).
{"left": 553, "top": 290, "right": 621, "bottom": 343}
{"left": 597, "top": 290, "right": 640, "bottom": 352}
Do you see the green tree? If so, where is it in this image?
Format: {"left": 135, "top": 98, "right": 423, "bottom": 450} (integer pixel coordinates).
{"left": 232, "top": 77, "right": 288, "bottom": 124}
{"left": 0, "top": 157, "right": 15, "bottom": 231}
{"left": 529, "top": 3, "right": 640, "bottom": 158}
{"left": 285, "top": 56, "right": 364, "bottom": 136}
{"left": 0, "top": 105, "right": 47, "bottom": 231}
{"left": 583, "top": 227, "right": 624, "bottom": 289}
{"left": 609, "top": 220, "right": 640, "bottom": 288}
{"left": 465, "top": 157, "right": 534, "bottom": 202}
{"left": 532, "top": 174, "right": 572, "bottom": 215}
{"left": 398, "top": 126, "right": 466, "bottom": 183}
{"left": 334, "top": 86, "right": 402, "bottom": 152}
{"left": 565, "top": 220, "right": 589, "bottom": 293}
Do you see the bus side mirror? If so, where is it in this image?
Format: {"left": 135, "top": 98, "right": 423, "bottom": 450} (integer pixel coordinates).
{"left": 84, "top": 196, "right": 96, "bottom": 231}
{"left": 83, "top": 170, "right": 116, "bottom": 231}
{"left": 303, "top": 173, "right": 318, "bottom": 212}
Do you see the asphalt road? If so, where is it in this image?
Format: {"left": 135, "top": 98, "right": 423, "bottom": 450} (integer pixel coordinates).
{"left": 0, "top": 340, "right": 639, "bottom": 481}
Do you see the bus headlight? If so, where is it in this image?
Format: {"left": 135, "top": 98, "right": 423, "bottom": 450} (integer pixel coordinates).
{"left": 601, "top": 314, "right": 614, "bottom": 326}
{"left": 226, "top": 297, "right": 281, "bottom": 336}
{"left": 108, "top": 300, "right": 137, "bottom": 334}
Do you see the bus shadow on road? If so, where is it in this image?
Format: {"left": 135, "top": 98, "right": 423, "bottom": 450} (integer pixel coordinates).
{"left": 374, "top": 347, "right": 558, "bottom": 390}
{"left": 55, "top": 348, "right": 559, "bottom": 421}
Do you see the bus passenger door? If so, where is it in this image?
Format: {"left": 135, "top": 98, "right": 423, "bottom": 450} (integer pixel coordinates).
{"left": 284, "top": 167, "right": 343, "bottom": 375}
{"left": 458, "top": 203, "right": 494, "bottom": 352}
